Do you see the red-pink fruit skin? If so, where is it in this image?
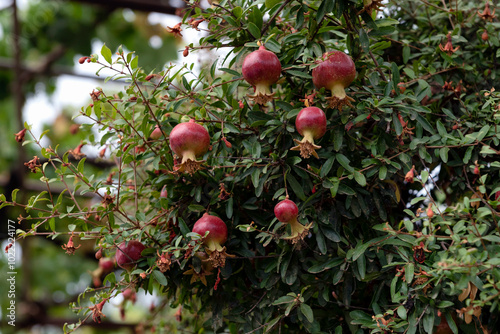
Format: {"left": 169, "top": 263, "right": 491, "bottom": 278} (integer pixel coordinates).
{"left": 296, "top": 107, "right": 327, "bottom": 139}
{"left": 115, "top": 240, "right": 146, "bottom": 270}
{"left": 312, "top": 51, "right": 356, "bottom": 90}
{"left": 274, "top": 199, "right": 299, "bottom": 222}
{"left": 192, "top": 214, "right": 228, "bottom": 245}
{"left": 242, "top": 46, "right": 281, "bottom": 87}
{"left": 99, "top": 258, "right": 115, "bottom": 272}
{"left": 169, "top": 120, "right": 210, "bottom": 158}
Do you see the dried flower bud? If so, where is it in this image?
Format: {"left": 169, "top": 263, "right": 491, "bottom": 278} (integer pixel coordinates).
{"left": 14, "top": 128, "right": 27, "bottom": 143}
{"left": 183, "top": 46, "right": 189, "bottom": 57}
{"left": 99, "top": 147, "right": 106, "bottom": 158}
{"left": 79, "top": 56, "right": 89, "bottom": 64}
{"left": 223, "top": 137, "right": 232, "bottom": 148}
{"left": 426, "top": 204, "right": 434, "bottom": 218}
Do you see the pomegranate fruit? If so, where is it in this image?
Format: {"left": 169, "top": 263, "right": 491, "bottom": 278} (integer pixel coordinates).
{"left": 115, "top": 240, "right": 146, "bottom": 270}
{"left": 150, "top": 125, "right": 162, "bottom": 140}
{"left": 290, "top": 107, "right": 327, "bottom": 159}
{"left": 242, "top": 44, "right": 281, "bottom": 105}
{"left": 312, "top": 50, "right": 356, "bottom": 111}
{"left": 274, "top": 198, "right": 311, "bottom": 244}
{"left": 99, "top": 257, "right": 115, "bottom": 273}
{"left": 169, "top": 119, "right": 210, "bottom": 174}
{"left": 160, "top": 185, "right": 168, "bottom": 198}
{"left": 192, "top": 213, "right": 231, "bottom": 267}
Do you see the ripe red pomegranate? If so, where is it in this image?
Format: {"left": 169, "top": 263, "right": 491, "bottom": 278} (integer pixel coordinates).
{"left": 169, "top": 119, "right": 210, "bottom": 174}
{"left": 115, "top": 240, "right": 146, "bottom": 270}
{"left": 274, "top": 198, "right": 311, "bottom": 243}
{"left": 99, "top": 257, "right": 115, "bottom": 273}
{"left": 242, "top": 44, "right": 281, "bottom": 105}
{"left": 192, "top": 213, "right": 230, "bottom": 267}
{"left": 150, "top": 125, "right": 162, "bottom": 140}
{"left": 290, "top": 107, "right": 327, "bottom": 159}
{"left": 312, "top": 51, "right": 356, "bottom": 111}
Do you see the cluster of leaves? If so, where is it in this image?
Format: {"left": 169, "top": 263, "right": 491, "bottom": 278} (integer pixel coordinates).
{"left": 2, "top": 0, "right": 500, "bottom": 333}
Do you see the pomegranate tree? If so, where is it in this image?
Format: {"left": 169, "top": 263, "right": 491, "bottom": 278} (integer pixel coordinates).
{"left": 290, "top": 106, "right": 327, "bottom": 159}
{"left": 242, "top": 44, "right": 281, "bottom": 105}
{"left": 312, "top": 50, "right": 356, "bottom": 111}
{"left": 192, "top": 213, "right": 230, "bottom": 268}
{"left": 274, "top": 198, "right": 311, "bottom": 243}
{"left": 169, "top": 119, "right": 210, "bottom": 174}
{"left": 115, "top": 240, "right": 146, "bottom": 270}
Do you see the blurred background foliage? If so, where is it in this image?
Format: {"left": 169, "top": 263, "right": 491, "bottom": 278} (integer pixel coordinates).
{"left": 0, "top": 0, "right": 184, "bottom": 332}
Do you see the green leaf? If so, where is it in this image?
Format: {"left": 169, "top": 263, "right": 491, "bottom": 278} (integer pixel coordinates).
{"left": 405, "top": 263, "right": 414, "bottom": 284}
{"left": 445, "top": 312, "right": 458, "bottom": 334}
{"left": 477, "top": 125, "right": 490, "bottom": 141}
{"left": 359, "top": 29, "right": 370, "bottom": 52}
{"left": 397, "top": 305, "right": 407, "bottom": 320}
{"left": 265, "top": 0, "right": 281, "bottom": 8}
{"left": 415, "top": 113, "right": 435, "bottom": 134}
{"left": 436, "top": 120, "right": 446, "bottom": 137}
{"left": 440, "top": 147, "right": 449, "bottom": 163}
{"left": 152, "top": 270, "right": 168, "bottom": 286}
{"left": 423, "top": 312, "right": 434, "bottom": 333}
{"left": 379, "top": 165, "right": 387, "bottom": 180}
{"left": 285, "top": 69, "right": 313, "bottom": 79}
{"left": 287, "top": 174, "right": 306, "bottom": 201}
{"left": 11, "top": 189, "right": 19, "bottom": 202}
{"left": 178, "top": 218, "right": 190, "bottom": 236}
{"left": 463, "top": 146, "right": 473, "bottom": 163}
{"left": 300, "top": 303, "right": 314, "bottom": 323}
{"left": 354, "top": 171, "right": 366, "bottom": 187}
{"left": 101, "top": 44, "right": 112, "bottom": 64}
{"left": 308, "top": 258, "right": 343, "bottom": 273}
{"left": 336, "top": 153, "right": 354, "bottom": 172}
{"left": 391, "top": 62, "right": 400, "bottom": 85}
{"left": 421, "top": 170, "right": 429, "bottom": 183}
{"left": 403, "top": 45, "right": 410, "bottom": 64}
{"left": 247, "top": 22, "right": 261, "bottom": 39}
{"left": 130, "top": 56, "right": 139, "bottom": 69}
{"left": 338, "top": 183, "right": 355, "bottom": 196}
{"left": 320, "top": 156, "right": 335, "bottom": 178}
{"left": 273, "top": 295, "right": 295, "bottom": 305}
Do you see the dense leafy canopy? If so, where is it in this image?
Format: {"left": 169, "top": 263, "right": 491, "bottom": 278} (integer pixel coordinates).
{"left": 2, "top": 0, "right": 500, "bottom": 333}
